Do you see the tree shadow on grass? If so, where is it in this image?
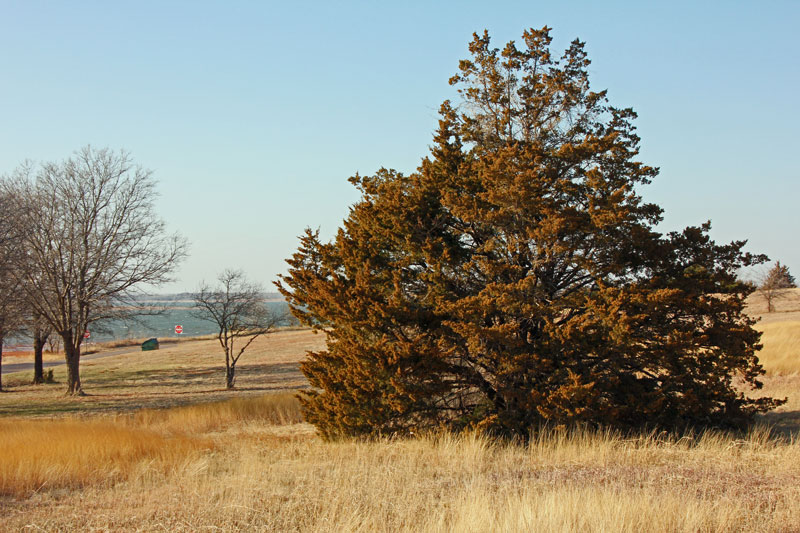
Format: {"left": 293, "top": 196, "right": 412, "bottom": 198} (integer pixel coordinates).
{"left": 758, "top": 410, "right": 800, "bottom": 439}
{"left": 85, "top": 362, "right": 305, "bottom": 394}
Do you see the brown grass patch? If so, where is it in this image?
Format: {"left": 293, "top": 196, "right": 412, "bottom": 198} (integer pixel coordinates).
{"left": 0, "top": 328, "right": 324, "bottom": 417}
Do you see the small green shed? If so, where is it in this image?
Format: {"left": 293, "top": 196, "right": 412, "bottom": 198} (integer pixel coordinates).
{"left": 141, "top": 338, "right": 159, "bottom": 351}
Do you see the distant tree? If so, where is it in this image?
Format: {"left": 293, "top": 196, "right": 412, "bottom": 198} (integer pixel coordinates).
{"left": 6, "top": 147, "right": 187, "bottom": 394}
{"left": 0, "top": 269, "right": 24, "bottom": 392}
{"left": 46, "top": 335, "right": 61, "bottom": 355}
{"left": 0, "top": 190, "right": 24, "bottom": 391}
{"left": 0, "top": 277, "right": 24, "bottom": 392}
{"left": 757, "top": 261, "right": 797, "bottom": 313}
{"left": 193, "top": 269, "right": 284, "bottom": 389}
{"left": 278, "top": 27, "right": 783, "bottom": 439}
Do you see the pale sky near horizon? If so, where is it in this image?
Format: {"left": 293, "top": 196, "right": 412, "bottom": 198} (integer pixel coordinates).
{"left": 1, "top": 1, "right": 797, "bottom": 292}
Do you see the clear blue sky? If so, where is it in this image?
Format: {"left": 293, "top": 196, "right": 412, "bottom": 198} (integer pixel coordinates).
{"left": 1, "top": 1, "right": 797, "bottom": 292}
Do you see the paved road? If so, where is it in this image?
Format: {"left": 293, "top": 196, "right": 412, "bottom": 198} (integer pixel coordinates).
{"left": 1, "top": 346, "right": 139, "bottom": 375}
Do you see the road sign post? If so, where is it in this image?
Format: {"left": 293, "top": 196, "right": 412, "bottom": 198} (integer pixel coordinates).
{"left": 175, "top": 325, "right": 183, "bottom": 334}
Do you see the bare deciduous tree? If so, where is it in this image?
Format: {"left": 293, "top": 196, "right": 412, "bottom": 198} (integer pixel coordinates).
{"left": 193, "top": 269, "right": 284, "bottom": 389}
{"left": 6, "top": 146, "right": 187, "bottom": 394}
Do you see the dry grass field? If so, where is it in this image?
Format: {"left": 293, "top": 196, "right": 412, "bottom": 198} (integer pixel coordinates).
{"left": 1, "top": 291, "right": 799, "bottom": 532}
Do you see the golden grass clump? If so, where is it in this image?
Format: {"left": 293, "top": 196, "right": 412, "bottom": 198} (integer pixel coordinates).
{"left": 4, "top": 422, "right": 799, "bottom": 531}
{"left": 0, "top": 418, "right": 209, "bottom": 497}
{"left": 0, "top": 392, "right": 301, "bottom": 497}
{"left": 129, "top": 391, "right": 303, "bottom": 433}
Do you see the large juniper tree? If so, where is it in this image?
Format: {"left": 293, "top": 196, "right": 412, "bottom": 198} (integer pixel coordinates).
{"left": 278, "top": 28, "right": 784, "bottom": 438}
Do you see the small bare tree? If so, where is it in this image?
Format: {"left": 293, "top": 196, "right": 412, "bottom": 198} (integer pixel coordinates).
{"left": 5, "top": 147, "right": 187, "bottom": 394}
{"left": 193, "top": 269, "right": 283, "bottom": 389}
{"left": 757, "top": 261, "right": 797, "bottom": 313}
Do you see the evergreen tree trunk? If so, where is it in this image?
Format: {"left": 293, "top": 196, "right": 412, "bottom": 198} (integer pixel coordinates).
{"left": 33, "top": 335, "right": 44, "bottom": 384}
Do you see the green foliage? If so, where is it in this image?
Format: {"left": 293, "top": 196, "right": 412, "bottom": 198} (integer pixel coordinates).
{"left": 278, "top": 27, "right": 784, "bottom": 439}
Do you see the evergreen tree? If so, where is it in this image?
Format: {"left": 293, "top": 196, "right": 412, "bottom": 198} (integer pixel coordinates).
{"left": 278, "top": 28, "right": 784, "bottom": 438}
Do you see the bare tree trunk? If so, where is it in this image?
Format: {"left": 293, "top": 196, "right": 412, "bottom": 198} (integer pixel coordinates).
{"left": 226, "top": 364, "right": 236, "bottom": 389}
{"left": 63, "top": 334, "right": 82, "bottom": 395}
{"left": 33, "top": 334, "right": 45, "bottom": 384}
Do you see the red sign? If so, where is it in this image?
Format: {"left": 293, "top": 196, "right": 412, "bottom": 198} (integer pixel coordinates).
{"left": 84, "top": 330, "right": 90, "bottom": 339}
{"left": 175, "top": 325, "right": 183, "bottom": 334}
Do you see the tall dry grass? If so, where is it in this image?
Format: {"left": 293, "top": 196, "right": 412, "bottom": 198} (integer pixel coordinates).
{"left": 123, "top": 427, "right": 797, "bottom": 532}
{"left": 0, "top": 392, "right": 300, "bottom": 497}
{"left": 0, "top": 419, "right": 209, "bottom": 496}
{"left": 3, "top": 401, "right": 800, "bottom": 531}
{"left": 757, "top": 320, "right": 800, "bottom": 376}
{"left": 128, "top": 391, "right": 304, "bottom": 433}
